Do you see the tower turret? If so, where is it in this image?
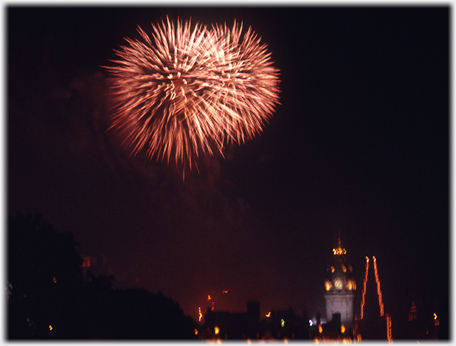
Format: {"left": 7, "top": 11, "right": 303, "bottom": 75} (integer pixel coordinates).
{"left": 324, "top": 237, "right": 356, "bottom": 331}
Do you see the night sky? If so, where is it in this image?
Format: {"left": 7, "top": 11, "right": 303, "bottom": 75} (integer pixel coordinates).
{"left": 7, "top": 5, "right": 449, "bottom": 333}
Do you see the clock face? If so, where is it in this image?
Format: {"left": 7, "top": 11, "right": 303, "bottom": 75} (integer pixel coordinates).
{"left": 334, "top": 278, "right": 343, "bottom": 290}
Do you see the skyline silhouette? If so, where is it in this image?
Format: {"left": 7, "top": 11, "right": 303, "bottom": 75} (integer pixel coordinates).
{"left": 7, "top": 5, "right": 449, "bottom": 340}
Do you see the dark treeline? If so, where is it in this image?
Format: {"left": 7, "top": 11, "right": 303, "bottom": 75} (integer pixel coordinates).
{"left": 7, "top": 213, "right": 196, "bottom": 340}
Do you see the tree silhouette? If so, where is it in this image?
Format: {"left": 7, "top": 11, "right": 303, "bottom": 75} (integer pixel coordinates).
{"left": 7, "top": 213, "right": 84, "bottom": 338}
{"left": 7, "top": 213, "right": 196, "bottom": 339}
{"left": 96, "top": 288, "right": 196, "bottom": 339}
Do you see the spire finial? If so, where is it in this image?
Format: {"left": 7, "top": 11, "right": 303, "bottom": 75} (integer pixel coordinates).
{"left": 333, "top": 231, "right": 346, "bottom": 256}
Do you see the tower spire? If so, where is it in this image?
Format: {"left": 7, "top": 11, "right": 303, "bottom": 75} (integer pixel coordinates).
{"left": 333, "top": 232, "right": 346, "bottom": 256}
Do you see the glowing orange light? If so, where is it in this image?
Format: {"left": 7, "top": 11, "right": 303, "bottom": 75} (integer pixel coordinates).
{"left": 284, "top": 337, "right": 289, "bottom": 344}
{"left": 325, "top": 281, "right": 332, "bottom": 291}
{"left": 434, "top": 313, "right": 440, "bottom": 326}
{"left": 81, "top": 256, "right": 91, "bottom": 268}
{"left": 52, "top": 276, "right": 57, "bottom": 284}
{"left": 386, "top": 313, "right": 393, "bottom": 342}
{"left": 341, "top": 324, "right": 346, "bottom": 333}
{"left": 373, "top": 256, "right": 384, "bottom": 317}
{"left": 342, "top": 265, "right": 347, "bottom": 273}
{"left": 194, "top": 328, "right": 199, "bottom": 335}
{"left": 49, "top": 325, "right": 53, "bottom": 331}
{"left": 214, "top": 326, "right": 220, "bottom": 335}
{"left": 333, "top": 238, "right": 347, "bottom": 255}
{"left": 208, "top": 295, "right": 211, "bottom": 301}
{"left": 198, "top": 307, "right": 202, "bottom": 322}
{"left": 318, "top": 325, "right": 323, "bottom": 333}
{"left": 211, "top": 301, "right": 215, "bottom": 311}
{"left": 266, "top": 312, "right": 271, "bottom": 318}
{"left": 360, "top": 256, "right": 369, "bottom": 319}
{"left": 360, "top": 256, "right": 386, "bottom": 320}
{"left": 222, "top": 290, "right": 228, "bottom": 294}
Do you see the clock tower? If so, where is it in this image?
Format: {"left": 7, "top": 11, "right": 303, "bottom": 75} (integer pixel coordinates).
{"left": 324, "top": 237, "right": 356, "bottom": 330}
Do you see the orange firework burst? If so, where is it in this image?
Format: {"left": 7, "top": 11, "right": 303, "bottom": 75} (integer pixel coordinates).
{"left": 105, "top": 17, "right": 280, "bottom": 170}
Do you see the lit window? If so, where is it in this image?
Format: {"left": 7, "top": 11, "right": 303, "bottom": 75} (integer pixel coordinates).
{"left": 325, "top": 281, "right": 332, "bottom": 291}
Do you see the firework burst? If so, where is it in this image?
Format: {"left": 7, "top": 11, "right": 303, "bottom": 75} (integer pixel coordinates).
{"left": 105, "top": 17, "right": 280, "bottom": 170}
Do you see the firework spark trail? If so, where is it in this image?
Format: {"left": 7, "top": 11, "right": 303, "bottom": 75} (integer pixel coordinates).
{"left": 105, "top": 17, "right": 280, "bottom": 170}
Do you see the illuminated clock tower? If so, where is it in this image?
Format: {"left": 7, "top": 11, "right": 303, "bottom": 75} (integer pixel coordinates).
{"left": 324, "top": 238, "right": 356, "bottom": 330}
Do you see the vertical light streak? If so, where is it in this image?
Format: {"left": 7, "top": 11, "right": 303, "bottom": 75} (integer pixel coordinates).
{"left": 386, "top": 313, "right": 393, "bottom": 342}
{"left": 372, "top": 256, "right": 384, "bottom": 317}
{"left": 360, "top": 256, "right": 369, "bottom": 319}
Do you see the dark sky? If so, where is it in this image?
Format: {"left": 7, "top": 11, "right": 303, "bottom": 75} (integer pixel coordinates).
{"left": 7, "top": 5, "right": 449, "bottom": 331}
